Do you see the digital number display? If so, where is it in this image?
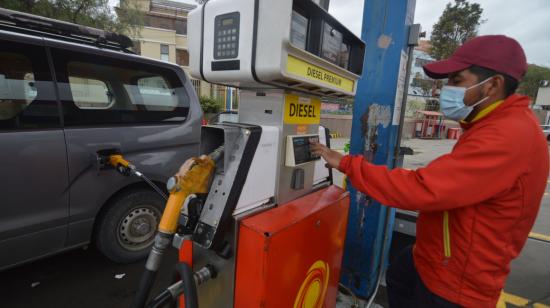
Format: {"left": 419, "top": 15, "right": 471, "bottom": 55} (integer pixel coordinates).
{"left": 222, "top": 18, "right": 234, "bottom": 26}
{"left": 321, "top": 23, "right": 343, "bottom": 65}
{"left": 340, "top": 42, "right": 350, "bottom": 69}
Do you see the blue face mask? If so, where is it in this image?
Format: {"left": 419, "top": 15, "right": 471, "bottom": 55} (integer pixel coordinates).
{"left": 439, "top": 78, "right": 491, "bottom": 121}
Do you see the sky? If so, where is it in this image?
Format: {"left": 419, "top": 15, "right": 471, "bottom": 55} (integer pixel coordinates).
{"left": 121, "top": 0, "right": 550, "bottom": 67}
{"left": 329, "top": 0, "right": 550, "bottom": 67}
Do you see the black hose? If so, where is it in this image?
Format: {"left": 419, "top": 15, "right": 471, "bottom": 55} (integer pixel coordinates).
{"left": 132, "top": 269, "right": 157, "bottom": 308}
{"left": 137, "top": 172, "right": 168, "bottom": 201}
{"left": 147, "top": 290, "right": 173, "bottom": 308}
{"left": 208, "top": 145, "right": 224, "bottom": 163}
{"left": 173, "top": 262, "right": 198, "bottom": 308}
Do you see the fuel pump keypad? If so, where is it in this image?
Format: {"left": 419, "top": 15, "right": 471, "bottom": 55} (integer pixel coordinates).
{"left": 214, "top": 12, "right": 240, "bottom": 60}
{"left": 286, "top": 134, "right": 321, "bottom": 167}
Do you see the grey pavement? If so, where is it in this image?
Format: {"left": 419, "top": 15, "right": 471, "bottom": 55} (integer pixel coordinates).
{"left": 401, "top": 138, "right": 456, "bottom": 169}
{"left": 534, "top": 188, "right": 550, "bottom": 235}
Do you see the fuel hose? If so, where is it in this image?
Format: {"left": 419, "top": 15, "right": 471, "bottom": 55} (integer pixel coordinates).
{"left": 132, "top": 146, "right": 223, "bottom": 308}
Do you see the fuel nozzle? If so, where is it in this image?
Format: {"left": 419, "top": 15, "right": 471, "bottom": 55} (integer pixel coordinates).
{"left": 108, "top": 154, "right": 134, "bottom": 176}
{"left": 96, "top": 149, "right": 134, "bottom": 174}
{"left": 134, "top": 146, "right": 224, "bottom": 308}
{"left": 96, "top": 149, "right": 167, "bottom": 200}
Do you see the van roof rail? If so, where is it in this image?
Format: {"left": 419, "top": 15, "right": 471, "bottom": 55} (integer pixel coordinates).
{"left": 0, "top": 8, "right": 134, "bottom": 51}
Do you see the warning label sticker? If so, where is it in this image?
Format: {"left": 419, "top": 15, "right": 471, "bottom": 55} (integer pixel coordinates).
{"left": 284, "top": 95, "right": 321, "bottom": 125}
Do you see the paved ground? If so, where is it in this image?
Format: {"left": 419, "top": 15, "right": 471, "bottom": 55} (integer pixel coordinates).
{"left": 0, "top": 246, "right": 179, "bottom": 308}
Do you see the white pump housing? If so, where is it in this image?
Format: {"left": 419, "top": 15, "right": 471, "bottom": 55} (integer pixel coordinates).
{"left": 188, "top": 0, "right": 365, "bottom": 98}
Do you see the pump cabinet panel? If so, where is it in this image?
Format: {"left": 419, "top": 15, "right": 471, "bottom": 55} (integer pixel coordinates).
{"left": 234, "top": 185, "right": 350, "bottom": 307}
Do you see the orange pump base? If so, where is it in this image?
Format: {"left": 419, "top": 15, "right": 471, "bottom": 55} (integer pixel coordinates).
{"left": 234, "top": 185, "right": 350, "bottom": 307}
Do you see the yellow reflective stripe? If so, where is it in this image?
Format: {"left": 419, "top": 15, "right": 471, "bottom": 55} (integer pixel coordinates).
{"left": 443, "top": 211, "right": 451, "bottom": 257}
{"left": 460, "top": 100, "right": 504, "bottom": 124}
{"left": 470, "top": 100, "right": 504, "bottom": 123}
{"left": 497, "top": 291, "right": 550, "bottom": 308}
{"left": 529, "top": 232, "right": 550, "bottom": 242}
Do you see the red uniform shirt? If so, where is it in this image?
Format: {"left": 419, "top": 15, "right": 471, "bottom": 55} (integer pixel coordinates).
{"left": 339, "top": 94, "right": 549, "bottom": 307}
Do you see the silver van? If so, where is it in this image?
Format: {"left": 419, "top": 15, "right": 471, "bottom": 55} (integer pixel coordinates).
{"left": 0, "top": 9, "right": 201, "bottom": 269}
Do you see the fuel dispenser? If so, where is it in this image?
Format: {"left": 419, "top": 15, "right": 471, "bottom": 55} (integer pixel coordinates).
{"left": 135, "top": 0, "right": 365, "bottom": 307}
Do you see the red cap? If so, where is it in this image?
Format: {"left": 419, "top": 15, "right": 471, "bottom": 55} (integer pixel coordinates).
{"left": 423, "top": 35, "right": 528, "bottom": 81}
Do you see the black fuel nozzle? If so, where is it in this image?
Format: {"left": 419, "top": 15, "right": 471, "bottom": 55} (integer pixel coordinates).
{"left": 115, "top": 163, "right": 133, "bottom": 176}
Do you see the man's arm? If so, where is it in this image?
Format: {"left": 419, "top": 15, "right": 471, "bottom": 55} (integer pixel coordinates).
{"left": 314, "top": 126, "right": 527, "bottom": 211}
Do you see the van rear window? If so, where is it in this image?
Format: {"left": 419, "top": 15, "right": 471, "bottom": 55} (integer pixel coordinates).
{"left": 0, "top": 54, "right": 37, "bottom": 120}
{"left": 0, "top": 41, "right": 59, "bottom": 130}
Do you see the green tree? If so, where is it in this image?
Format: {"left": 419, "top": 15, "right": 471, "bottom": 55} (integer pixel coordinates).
{"left": 199, "top": 96, "right": 223, "bottom": 114}
{"left": 518, "top": 64, "right": 550, "bottom": 99}
{"left": 0, "top": 0, "right": 143, "bottom": 36}
{"left": 429, "top": 0, "right": 484, "bottom": 60}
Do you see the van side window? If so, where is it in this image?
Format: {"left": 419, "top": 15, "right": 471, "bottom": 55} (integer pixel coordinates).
{"left": 52, "top": 49, "right": 190, "bottom": 126}
{"left": 0, "top": 41, "right": 58, "bottom": 130}
{"left": 136, "top": 76, "right": 177, "bottom": 111}
{"left": 68, "top": 75, "right": 114, "bottom": 109}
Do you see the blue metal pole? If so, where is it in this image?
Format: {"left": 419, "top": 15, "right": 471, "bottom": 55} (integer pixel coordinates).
{"left": 226, "top": 87, "right": 232, "bottom": 111}
{"left": 340, "top": 0, "right": 416, "bottom": 298}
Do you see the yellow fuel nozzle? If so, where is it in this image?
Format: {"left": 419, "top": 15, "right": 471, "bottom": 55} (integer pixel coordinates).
{"left": 158, "top": 147, "right": 223, "bottom": 234}
{"left": 108, "top": 154, "right": 130, "bottom": 168}
{"left": 107, "top": 154, "right": 135, "bottom": 176}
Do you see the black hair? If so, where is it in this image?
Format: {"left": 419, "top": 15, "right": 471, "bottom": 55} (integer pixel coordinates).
{"left": 468, "top": 65, "right": 519, "bottom": 97}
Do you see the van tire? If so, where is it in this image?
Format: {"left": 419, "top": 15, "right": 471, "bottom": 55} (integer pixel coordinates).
{"left": 95, "top": 189, "right": 164, "bottom": 263}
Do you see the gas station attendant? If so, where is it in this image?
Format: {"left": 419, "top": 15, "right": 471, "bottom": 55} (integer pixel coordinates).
{"left": 311, "top": 35, "right": 549, "bottom": 307}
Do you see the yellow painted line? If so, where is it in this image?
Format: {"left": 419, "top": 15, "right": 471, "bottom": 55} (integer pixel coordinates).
{"left": 497, "top": 291, "right": 550, "bottom": 308}
{"left": 529, "top": 232, "right": 550, "bottom": 242}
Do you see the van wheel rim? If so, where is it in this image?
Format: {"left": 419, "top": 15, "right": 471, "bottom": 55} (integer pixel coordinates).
{"left": 117, "top": 206, "right": 160, "bottom": 251}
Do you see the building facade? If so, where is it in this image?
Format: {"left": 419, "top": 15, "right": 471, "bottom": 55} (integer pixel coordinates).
{"left": 120, "top": 0, "right": 226, "bottom": 100}
{"left": 409, "top": 42, "right": 436, "bottom": 97}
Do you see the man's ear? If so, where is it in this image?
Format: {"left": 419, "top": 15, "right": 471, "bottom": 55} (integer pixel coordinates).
{"left": 487, "top": 75, "right": 505, "bottom": 97}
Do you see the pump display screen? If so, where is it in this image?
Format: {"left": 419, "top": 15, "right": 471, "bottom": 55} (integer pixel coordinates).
{"left": 291, "top": 135, "right": 320, "bottom": 165}
{"left": 321, "top": 23, "right": 343, "bottom": 65}
{"left": 340, "top": 42, "right": 350, "bottom": 69}
{"left": 290, "top": 11, "right": 308, "bottom": 50}
{"left": 222, "top": 18, "right": 234, "bottom": 26}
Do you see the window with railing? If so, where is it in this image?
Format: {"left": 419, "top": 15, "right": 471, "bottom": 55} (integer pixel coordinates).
{"left": 175, "top": 19, "right": 187, "bottom": 35}
{"left": 144, "top": 14, "right": 187, "bottom": 35}
{"left": 145, "top": 15, "right": 174, "bottom": 31}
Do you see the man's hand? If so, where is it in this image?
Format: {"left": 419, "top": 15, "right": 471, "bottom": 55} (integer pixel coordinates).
{"left": 176, "top": 155, "right": 208, "bottom": 177}
{"left": 310, "top": 141, "right": 344, "bottom": 169}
